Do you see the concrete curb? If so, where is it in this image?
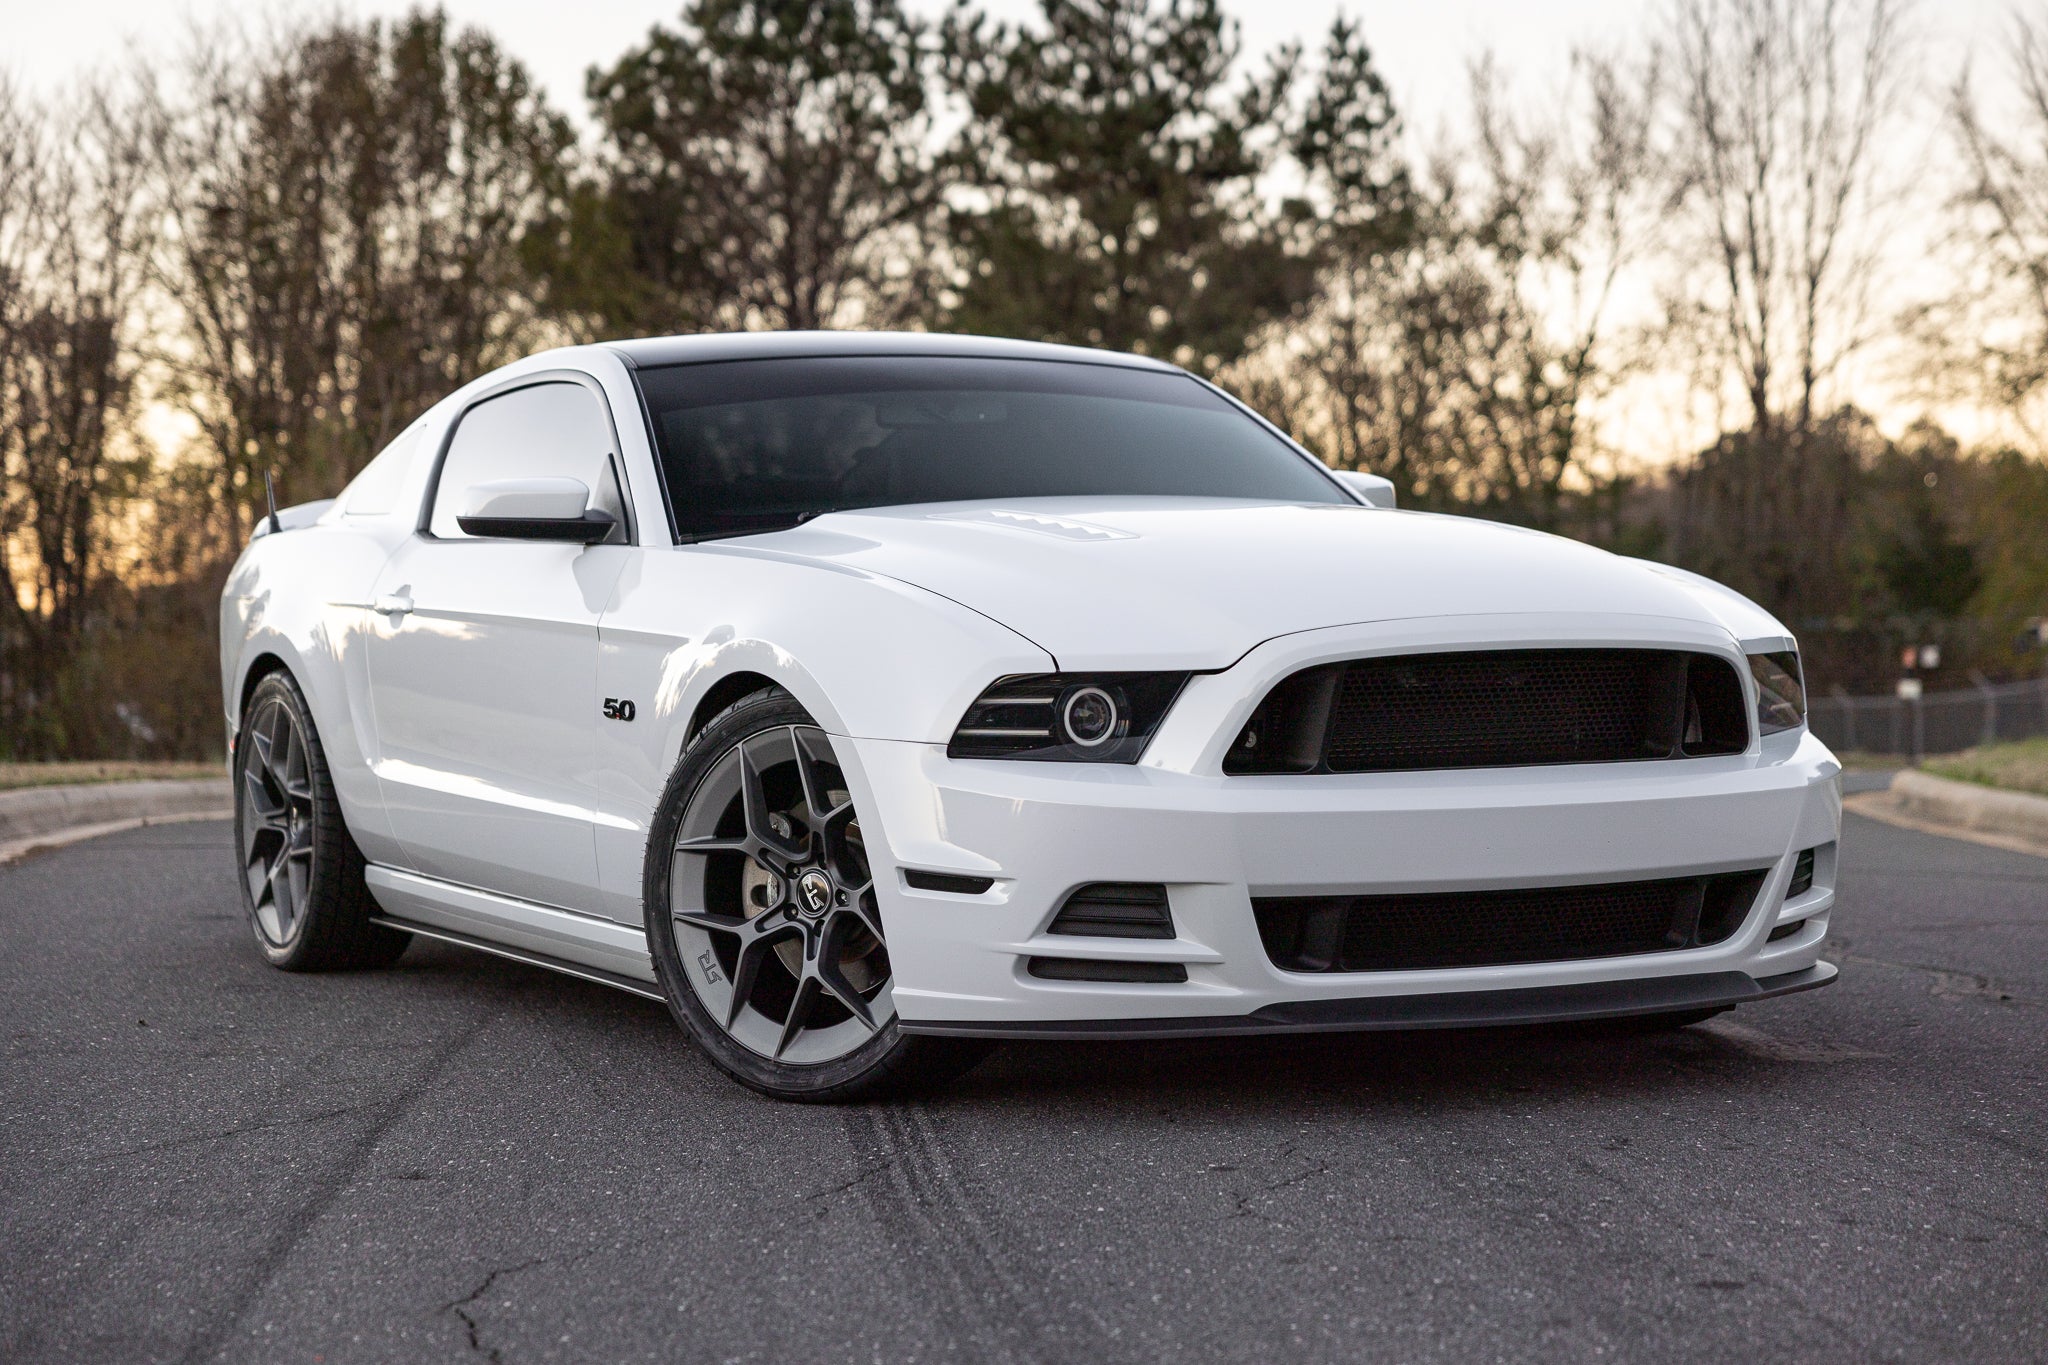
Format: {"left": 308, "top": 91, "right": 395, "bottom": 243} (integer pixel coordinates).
{"left": 0, "top": 779, "right": 233, "bottom": 866}
{"left": 1846, "top": 770, "right": 2048, "bottom": 861}
{"left": 1892, "top": 770, "right": 2048, "bottom": 845}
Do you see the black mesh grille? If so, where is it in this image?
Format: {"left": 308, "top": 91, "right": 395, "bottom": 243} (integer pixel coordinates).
{"left": 1225, "top": 649, "right": 1749, "bottom": 774}
{"left": 1254, "top": 870, "right": 1769, "bottom": 973}
{"left": 1048, "top": 883, "right": 1175, "bottom": 939}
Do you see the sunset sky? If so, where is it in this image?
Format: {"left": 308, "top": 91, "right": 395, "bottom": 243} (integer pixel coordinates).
{"left": 7, "top": 0, "right": 2036, "bottom": 461}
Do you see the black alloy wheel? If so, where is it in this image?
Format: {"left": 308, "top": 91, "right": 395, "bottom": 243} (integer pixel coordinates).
{"left": 644, "top": 687, "right": 989, "bottom": 1101}
{"left": 235, "top": 670, "right": 409, "bottom": 970}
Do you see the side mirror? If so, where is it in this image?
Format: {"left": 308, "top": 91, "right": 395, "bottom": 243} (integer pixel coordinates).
{"left": 1333, "top": 470, "right": 1397, "bottom": 509}
{"left": 455, "top": 477, "right": 616, "bottom": 543}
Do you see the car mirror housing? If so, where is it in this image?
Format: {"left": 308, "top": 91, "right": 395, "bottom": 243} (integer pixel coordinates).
{"left": 454, "top": 477, "right": 615, "bottom": 543}
{"left": 1332, "top": 469, "right": 1397, "bottom": 508}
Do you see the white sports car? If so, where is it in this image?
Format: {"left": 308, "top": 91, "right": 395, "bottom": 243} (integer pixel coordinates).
{"left": 220, "top": 332, "right": 1840, "bottom": 1099}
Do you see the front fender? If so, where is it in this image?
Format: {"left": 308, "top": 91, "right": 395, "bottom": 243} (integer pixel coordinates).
{"left": 587, "top": 546, "right": 1055, "bottom": 923}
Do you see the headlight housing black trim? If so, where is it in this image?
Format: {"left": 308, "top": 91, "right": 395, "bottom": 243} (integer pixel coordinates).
{"left": 948, "top": 673, "right": 1190, "bottom": 762}
{"left": 1748, "top": 650, "right": 1806, "bottom": 734}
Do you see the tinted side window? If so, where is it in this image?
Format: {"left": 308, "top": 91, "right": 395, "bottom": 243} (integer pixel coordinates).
{"left": 429, "top": 381, "right": 626, "bottom": 540}
{"left": 342, "top": 425, "right": 423, "bottom": 517}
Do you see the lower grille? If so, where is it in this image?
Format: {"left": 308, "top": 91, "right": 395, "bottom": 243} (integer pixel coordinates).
{"left": 1028, "top": 957, "right": 1187, "bottom": 983}
{"left": 1254, "top": 870, "right": 1770, "bottom": 973}
{"left": 1787, "top": 847, "right": 1817, "bottom": 898}
{"left": 1048, "top": 883, "right": 1174, "bottom": 939}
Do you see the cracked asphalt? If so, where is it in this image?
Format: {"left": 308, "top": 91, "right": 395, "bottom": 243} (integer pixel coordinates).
{"left": 2, "top": 804, "right": 2043, "bottom": 1363}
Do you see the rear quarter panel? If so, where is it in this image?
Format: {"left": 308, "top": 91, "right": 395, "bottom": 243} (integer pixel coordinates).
{"left": 220, "top": 522, "right": 408, "bottom": 866}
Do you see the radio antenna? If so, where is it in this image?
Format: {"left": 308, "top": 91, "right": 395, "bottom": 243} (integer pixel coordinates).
{"left": 263, "top": 469, "right": 283, "bottom": 535}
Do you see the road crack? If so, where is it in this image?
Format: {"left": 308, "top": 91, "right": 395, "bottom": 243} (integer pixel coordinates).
{"left": 1842, "top": 953, "right": 2037, "bottom": 1008}
{"left": 443, "top": 1258, "right": 549, "bottom": 1363}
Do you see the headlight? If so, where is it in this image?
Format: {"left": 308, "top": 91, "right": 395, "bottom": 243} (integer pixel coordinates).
{"left": 1748, "top": 650, "right": 1805, "bottom": 734}
{"left": 948, "top": 673, "right": 1189, "bottom": 762}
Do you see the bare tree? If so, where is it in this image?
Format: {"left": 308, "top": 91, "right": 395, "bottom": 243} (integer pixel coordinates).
{"left": 1942, "top": 8, "right": 2048, "bottom": 434}
{"left": 1246, "top": 47, "right": 1665, "bottom": 534}
{"left": 145, "top": 13, "right": 572, "bottom": 534}
{"left": 1660, "top": 0, "right": 1909, "bottom": 618}
{"left": 1666, "top": 0, "right": 1907, "bottom": 441}
{"left": 0, "top": 76, "right": 156, "bottom": 756}
{"left": 1443, "top": 52, "right": 1667, "bottom": 528}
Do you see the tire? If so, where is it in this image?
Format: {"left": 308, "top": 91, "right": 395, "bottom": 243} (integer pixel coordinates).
{"left": 644, "top": 688, "right": 990, "bottom": 1101}
{"left": 234, "top": 669, "right": 409, "bottom": 971}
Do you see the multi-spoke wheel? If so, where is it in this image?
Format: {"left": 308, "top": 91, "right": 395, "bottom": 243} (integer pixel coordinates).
{"left": 234, "top": 670, "right": 408, "bottom": 970}
{"left": 645, "top": 688, "right": 990, "bottom": 1100}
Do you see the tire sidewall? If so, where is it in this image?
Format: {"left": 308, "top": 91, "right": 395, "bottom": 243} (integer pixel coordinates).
{"left": 236, "top": 673, "right": 320, "bottom": 965}
{"left": 643, "top": 690, "right": 913, "bottom": 1099}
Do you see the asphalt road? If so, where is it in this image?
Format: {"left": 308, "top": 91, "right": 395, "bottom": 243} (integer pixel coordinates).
{"left": 2, "top": 806, "right": 2043, "bottom": 1364}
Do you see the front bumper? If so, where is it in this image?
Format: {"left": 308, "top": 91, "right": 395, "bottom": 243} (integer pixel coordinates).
{"left": 850, "top": 728, "right": 1842, "bottom": 1029}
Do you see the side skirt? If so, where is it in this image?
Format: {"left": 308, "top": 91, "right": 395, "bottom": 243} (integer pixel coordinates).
{"left": 370, "top": 915, "right": 665, "bottom": 1003}
{"left": 363, "top": 863, "right": 659, "bottom": 991}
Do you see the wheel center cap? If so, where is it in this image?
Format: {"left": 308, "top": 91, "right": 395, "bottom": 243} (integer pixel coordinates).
{"left": 796, "top": 869, "right": 834, "bottom": 919}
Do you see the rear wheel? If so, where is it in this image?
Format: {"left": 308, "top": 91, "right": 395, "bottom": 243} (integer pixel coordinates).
{"left": 645, "top": 689, "right": 988, "bottom": 1101}
{"left": 235, "top": 670, "right": 409, "bottom": 970}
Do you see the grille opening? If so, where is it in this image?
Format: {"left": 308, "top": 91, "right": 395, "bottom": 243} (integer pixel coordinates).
{"left": 1787, "top": 847, "right": 1817, "bottom": 899}
{"left": 1767, "top": 919, "right": 1807, "bottom": 942}
{"left": 1223, "top": 666, "right": 1337, "bottom": 774}
{"left": 1225, "top": 649, "right": 1750, "bottom": 775}
{"left": 1028, "top": 957, "right": 1187, "bottom": 983}
{"left": 1047, "top": 883, "right": 1174, "bottom": 939}
{"left": 1254, "top": 868, "right": 1771, "bottom": 973}
{"left": 903, "top": 869, "right": 995, "bottom": 895}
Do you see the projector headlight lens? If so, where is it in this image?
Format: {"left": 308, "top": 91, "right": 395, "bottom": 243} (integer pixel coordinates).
{"left": 1060, "top": 685, "right": 1120, "bottom": 747}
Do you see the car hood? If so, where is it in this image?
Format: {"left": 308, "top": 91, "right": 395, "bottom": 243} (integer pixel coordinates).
{"left": 726, "top": 497, "right": 1754, "bottom": 670}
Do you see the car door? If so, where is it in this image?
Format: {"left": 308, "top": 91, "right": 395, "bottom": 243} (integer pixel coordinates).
{"left": 364, "top": 376, "right": 633, "bottom": 914}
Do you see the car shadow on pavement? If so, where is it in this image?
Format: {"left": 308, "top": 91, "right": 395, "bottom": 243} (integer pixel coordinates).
{"left": 943, "top": 1015, "right": 1849, "bottom": 1113}
{"left": 360, "top": 938, "right": 1855, "bottom": 1114}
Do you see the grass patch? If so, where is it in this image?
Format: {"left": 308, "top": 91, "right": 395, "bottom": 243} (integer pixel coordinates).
{"left": 0, "top": 761, "right": 224, "bottom": 792}
{"left": 1924, "top": 737, "right": 2048, "bottom": 798}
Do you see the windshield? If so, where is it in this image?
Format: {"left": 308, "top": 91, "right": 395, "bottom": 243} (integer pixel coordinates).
{"left": 632, "top": 355, "right": 1347, "bottom": 540}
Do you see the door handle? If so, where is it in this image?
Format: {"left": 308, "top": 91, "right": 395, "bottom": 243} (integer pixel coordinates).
{"left": 372, "top": 592, "right": 414, "bottom": 617}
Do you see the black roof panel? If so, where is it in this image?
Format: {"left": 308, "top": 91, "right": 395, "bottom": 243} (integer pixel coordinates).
{"left": 603, "top": 330, "right": 1179, "bottom": 372}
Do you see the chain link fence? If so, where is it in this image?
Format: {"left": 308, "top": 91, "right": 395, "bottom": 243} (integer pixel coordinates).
{"left": 1808, "top": 676, "right": 2048, "bottom": 757}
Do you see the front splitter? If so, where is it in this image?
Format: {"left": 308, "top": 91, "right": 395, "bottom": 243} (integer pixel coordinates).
{"left": 896, "top": 962, "right": 1838, "bottom": 1041}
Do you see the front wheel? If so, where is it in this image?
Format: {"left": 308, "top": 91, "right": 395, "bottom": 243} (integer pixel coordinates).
{"left": 644, "top": 689, "right": 988, "bottom": 1101}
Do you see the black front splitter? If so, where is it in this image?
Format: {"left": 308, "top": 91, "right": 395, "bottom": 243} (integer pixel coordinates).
{"left": 896, "top": 962, "right": 1838, "bottom": 1041}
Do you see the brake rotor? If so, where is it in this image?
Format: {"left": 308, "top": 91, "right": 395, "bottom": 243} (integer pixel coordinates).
{"left": 739, "top": 807, "right": 884, "bottom": 993}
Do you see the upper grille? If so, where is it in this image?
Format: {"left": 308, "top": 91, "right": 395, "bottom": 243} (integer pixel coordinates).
{"left": 1254, "top": 869, "right": 1770, "bottom": 973}
{"left": 1225, "top": 649, "right": 1748, "bottom": 775}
